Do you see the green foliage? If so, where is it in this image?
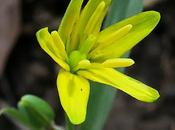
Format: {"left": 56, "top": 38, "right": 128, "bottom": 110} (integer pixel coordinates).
{"left": 105, "top": 0, "right": 143, "bottom": 26}
{"left": 0, "top": 107, "right": 30, "bottom": 127}
{"left": 0, "top": 95, "right": 55, "bottom": 130}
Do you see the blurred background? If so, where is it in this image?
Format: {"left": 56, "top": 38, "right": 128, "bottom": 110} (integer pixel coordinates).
{"left": 0, "top": 0, "right": 175, "bottom": 129}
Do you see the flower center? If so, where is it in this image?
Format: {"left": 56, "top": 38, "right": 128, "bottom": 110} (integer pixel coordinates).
{"left": 68, "top": 50, "right": 87, "bottom": 73}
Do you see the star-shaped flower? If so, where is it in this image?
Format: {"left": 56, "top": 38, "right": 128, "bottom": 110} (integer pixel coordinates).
{"left": 36, "top": 0, "right": 160, "bottom": 124}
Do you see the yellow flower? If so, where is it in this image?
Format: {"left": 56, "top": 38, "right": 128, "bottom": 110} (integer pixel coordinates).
{"left": 36, "top": 0, "right": 160, "bottom": 125}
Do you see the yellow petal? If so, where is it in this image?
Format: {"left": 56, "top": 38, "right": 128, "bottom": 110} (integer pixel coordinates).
{"left": 36, "top": 28, "right": 57, "bottom": 56}
{"left": 58, "top": 0, "right": 83, "bottom": 44}
{"left": 74, "top": 58, "right": 134, "bottom": 72}
{"left": 73, "top": 60, "right": 103, "bottom": 72}
{"left": 79, "top": 35, "right": 97, "bottom": 55}
{"left": 68, "top": 0, "right": 111, "bottom": 52}
{"left": 90, "top": 11, "right": 160, "bottom": 61}
{"left": 57, "top": 69, "right": 90, "bottom": 124}
{"left": 102, "top": 58, "right": 134, "bottom": 68}
{"left": 83, "top": 1, "right": 106, "bottom": 38}
{"left": 79, "top": 0, "right": 111, "bottom": 36}
{"left": 94, "top": 24, "right": 132, "bottom": 49}
{"left": 36, "top": 28, "right": 70, "bottom": 71}
{"left": 51, "top": 31, "right": 68, "bottom": 60}
{"left": 78, "top": 68, "right": 160, "bottom": 102}
{"left": 69, "top": 16, "right": 80, "bottom": 52}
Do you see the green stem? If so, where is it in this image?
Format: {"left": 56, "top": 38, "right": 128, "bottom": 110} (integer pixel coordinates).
{"left": 50, "top": 122, "right": 64, "bottom": 130}
{"left": 52, "top": 125, "right": 64, "bottom": 130}
{"left": 65, "top": 116, "right": 75, "bottom": 130}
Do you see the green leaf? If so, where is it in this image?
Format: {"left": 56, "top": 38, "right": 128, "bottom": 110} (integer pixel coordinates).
{"left": 0, "top": 107, "right": 30, "bottom": 127}
{"left": 0, "top": 107, "right": 44, "bottom": 130}
{"left": 19, "top": 95, "right": 55, "bottom": 122}
{"left": 79, "top": 0, "right": 143, "bottom": 130}
{"left": 104, "top": 0, "right": 143, "bottom": 26}
{"left": 18, "top": 95, "right": 55, "bottom": 128}
{"left": 0, "top": 95, "right": 55, "bottom": 130}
